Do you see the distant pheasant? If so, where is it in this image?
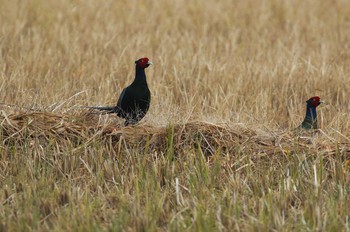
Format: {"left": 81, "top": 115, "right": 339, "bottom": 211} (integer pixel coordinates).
{"left": 298, "top": 96, "right": 324, "bottom": 130}
{"left": 87, "top": 57, "right": 152, "bottom": 126}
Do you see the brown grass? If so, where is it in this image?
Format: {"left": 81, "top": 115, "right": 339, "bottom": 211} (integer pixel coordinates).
{"left": 1, "top": 110, "right": 348, "bottom": 158}
{"left": 1, "top": 0, "right": 350, "bottom": 230}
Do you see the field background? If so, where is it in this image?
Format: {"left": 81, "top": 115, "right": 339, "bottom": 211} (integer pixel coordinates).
{"left": 1, "top": 0, "right": 350, "bottom": 231}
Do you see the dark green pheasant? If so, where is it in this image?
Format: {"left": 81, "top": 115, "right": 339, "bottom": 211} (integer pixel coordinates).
{"left": 298, "top": 96, "right": 324, "bottom": 130}
{"left": 87, "top": 57, "right": 152, "bottom": 126}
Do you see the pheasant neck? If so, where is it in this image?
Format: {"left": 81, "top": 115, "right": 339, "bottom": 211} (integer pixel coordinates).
{"left": 131, "top": 67, "right": 148, "bottom": 86}
{"left": 301, "top": 105, "right": 318, "bottom": 129}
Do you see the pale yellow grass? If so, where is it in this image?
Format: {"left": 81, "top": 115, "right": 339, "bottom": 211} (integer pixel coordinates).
{"left": 1, "top": 0, "right": 350, "bottom": 230}
{"left": 1, "top": 0, "right": 349, "bottom": 131}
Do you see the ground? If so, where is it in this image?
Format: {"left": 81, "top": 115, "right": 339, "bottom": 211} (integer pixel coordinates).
{"left": 0, "top": 0, "right": 350, "bottom": 231}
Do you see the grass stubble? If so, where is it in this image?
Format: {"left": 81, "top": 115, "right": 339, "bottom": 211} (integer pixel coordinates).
{"left": 0, "top": 0, "right": 350, "bottom": 231}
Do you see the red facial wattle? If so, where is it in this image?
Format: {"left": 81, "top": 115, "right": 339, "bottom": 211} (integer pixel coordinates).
{"left": 310, "top": 96, "right": 321, "bottom": 107}
{"left": 137, "top": 57, "right": 149, "bottom": 69}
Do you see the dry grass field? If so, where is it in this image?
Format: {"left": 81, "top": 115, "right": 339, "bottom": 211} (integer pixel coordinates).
{"left": 1, "top": 0, "right": 350, "bottom": 231}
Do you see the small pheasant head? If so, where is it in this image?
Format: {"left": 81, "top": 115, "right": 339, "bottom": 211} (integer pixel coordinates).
{"left": 135, "top": 57, "right": 152, "bottom": 69}
{"left": 306, "top": 96, "right": 323, "bottom": 108}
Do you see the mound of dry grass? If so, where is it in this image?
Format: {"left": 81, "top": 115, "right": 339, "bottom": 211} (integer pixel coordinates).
{"left": 1, "top": 109, "right": 349, "bottom": 162}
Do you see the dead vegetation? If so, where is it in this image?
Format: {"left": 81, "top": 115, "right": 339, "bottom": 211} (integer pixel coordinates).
{"left": 1, "top": 0, "right": 350, "bottom": 230}
{"left": 1, "top": 110, "right": 349, "bottom": 165}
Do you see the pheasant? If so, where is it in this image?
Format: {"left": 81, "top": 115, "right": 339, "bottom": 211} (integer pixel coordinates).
{"left": 87, "top": 57, "right": 152, "bottom": 126}
{"left": 298, "top": 96, "right": 324, "bottom": 130}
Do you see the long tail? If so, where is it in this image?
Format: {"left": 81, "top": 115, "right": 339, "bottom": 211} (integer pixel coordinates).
{"left": 83, "top": 106, "right": 118, "bottom": 114}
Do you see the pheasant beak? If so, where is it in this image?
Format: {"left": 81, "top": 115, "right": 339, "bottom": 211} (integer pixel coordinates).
{"left": 320, "top": 100, "right": 325, "bottom": 104}
{"left": 147, "top": 61, "right": 153, "bottom": 65}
